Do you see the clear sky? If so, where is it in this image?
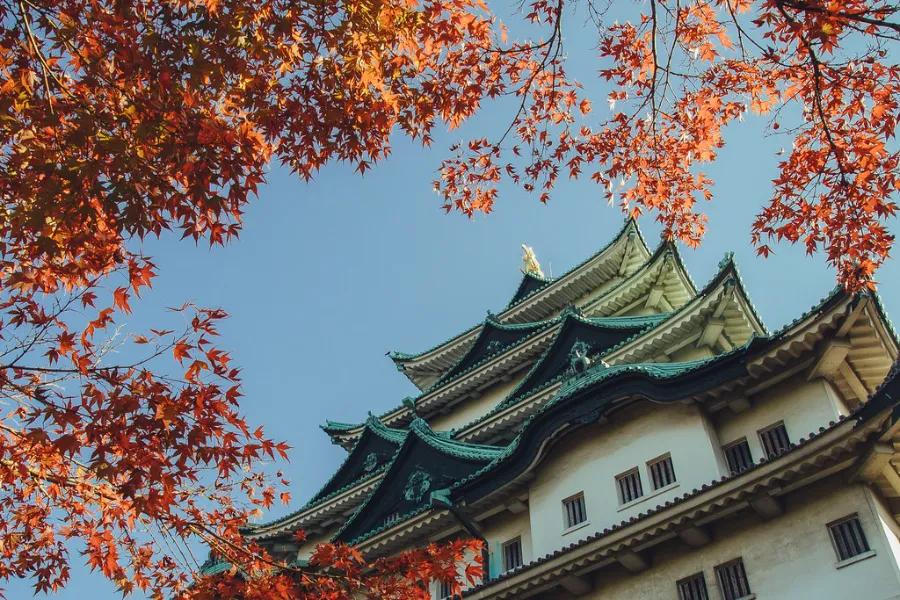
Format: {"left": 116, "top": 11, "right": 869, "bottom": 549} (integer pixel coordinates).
{"left": 9, "top": 14, "right": 900, "bottom": 600}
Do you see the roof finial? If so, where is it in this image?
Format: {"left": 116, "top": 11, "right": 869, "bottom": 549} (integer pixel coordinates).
{"left": 402, "top": 397, "right": 418, "bottom": 418}
{"left": 520, "top": 244, "right": 545, "bottom": 278}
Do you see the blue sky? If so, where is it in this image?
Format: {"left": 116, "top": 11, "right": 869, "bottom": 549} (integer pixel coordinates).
{"left": 9, "top": 15, "right": 900, "bottom": 600}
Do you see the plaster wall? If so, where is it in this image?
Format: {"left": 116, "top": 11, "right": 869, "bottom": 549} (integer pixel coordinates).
{"left": 575, "top": 275, "right": 624, "bottom": 311}
{"left": 479, "top": 508, "right": 533, "bottom": 579}
{"left": 669, "top": 343, "right": 714, "bottom": 362}
{"left": 526, "top": 402, "right": 723, "bottom": 558}
{"left": 583, "top": 479, "right": 900, "bottom": 600}
{"left": 429, "top": 375, "right": 524, "bottom": 432}
{"left": 716, "top": 374, "right": 840, "bottom": 462}
{"left": 620, "top": 304, "right": 658, "bottom": 317}
{"left": 296, "top": 529, "right": 336, "bottom": 560}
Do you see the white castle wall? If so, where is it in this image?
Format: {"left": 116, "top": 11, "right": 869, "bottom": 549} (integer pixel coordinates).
{"left": 429, "top": 375, "right": 525, "bottom": 432}
{"left": 585, "top": 480, "right": 900, "bottom": 600}
{"left": 715, "top": 374, "right": 841, "bottom": 462}
{"left": 526, "top": 402, "right": 723, "bottom": 558}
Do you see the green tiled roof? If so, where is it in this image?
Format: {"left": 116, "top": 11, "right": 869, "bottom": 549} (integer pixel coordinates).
{"left": 423, "top": 315, "right": 560, "bottom": 390}
{"left": 554, "top": 353, "right": 740, "bottom": 401}
{"left": 199, "top": 558, "right": 234, "bottom": 577}
{"left": 249, "top": 415, "right": 410, "bottom": 535}
{"left": 503, "top": 218, "right": 647, "bottom": 311}
{"left": 332, "top": 418, "right": 506, "bottom": 545}
{"left": 446, "top": 348, "right": 752, "bottom": 494}
{"left": 342, "top": 350, "right": 751, "bottom": 546}
{"left": 406, "top": 418, "right": 506, "bottom": 461}
{"left": 389, "top": 218, "right": 644, "bottom": 365}
{"left": 506, "top": 271, "right": 553, "bottom": 309}
{"left": 452, "top": 252, "right": 760, "bottom": 435}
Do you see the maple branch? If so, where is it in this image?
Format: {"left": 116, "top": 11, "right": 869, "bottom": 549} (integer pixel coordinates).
{"left": 494, "top": 0, "right": 565, "bottom": 146}
{"left": 777, "top": 0, "right": 900, "bottom": 34}
{"left": 774, "top": 2, "right": 849, "bottom": 182}
{"left": 16, "top": 1, "right": 54, "bottom": 113}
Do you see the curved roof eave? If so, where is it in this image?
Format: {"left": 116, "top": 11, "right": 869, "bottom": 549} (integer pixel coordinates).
{"left": 331, "top": 419, "right": 506, "bottom": 545}
{"left": 388, "top": 218, "right": 648, "bottom": 375}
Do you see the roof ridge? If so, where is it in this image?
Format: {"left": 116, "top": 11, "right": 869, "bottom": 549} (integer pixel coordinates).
{"left": 389, "top": 217, "right": 645, "bottom": 366}
{"left": 450, "top": 255, "right": 771, "bottom": 436}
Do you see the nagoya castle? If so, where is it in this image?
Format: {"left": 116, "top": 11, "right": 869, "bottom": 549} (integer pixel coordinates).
{"left": 243, "top": 220, "right": 900, "bottom": 599}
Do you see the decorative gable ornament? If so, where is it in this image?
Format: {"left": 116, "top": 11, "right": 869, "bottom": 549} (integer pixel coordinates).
{"left": 363, "top": 452, "right": 379, "bottom": 473}
{"left": 485, "top": 340, "right": 504, "bottom": 355}
{"left": 568, "top": 340, "right": 592, "bottom": 375}
{"left": 403, "top": 469, "right": 433, "bottom": 503}
{"left": 560, "top": 302, "right": 584, "bottom": 318}
{"left": 719, "top": 251, "right": 735, "bottom": 269}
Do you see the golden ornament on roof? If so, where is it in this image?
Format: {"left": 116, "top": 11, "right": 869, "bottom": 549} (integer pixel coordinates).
{"left": 520, "top": 244, "right": 545, "bottom": 278}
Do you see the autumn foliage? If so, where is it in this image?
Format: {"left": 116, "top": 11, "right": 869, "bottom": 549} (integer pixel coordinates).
{"left": 0, "top": 0, "right": 896, "bottom": 597}
{"left": 434, "top": 0, "right": 900, "bottom": 289}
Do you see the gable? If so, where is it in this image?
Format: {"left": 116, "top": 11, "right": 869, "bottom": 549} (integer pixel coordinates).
{"left": 442, "top": 319, "right": 548, "bottom": 381}
{"left": 309, "top": 429, "right": 401, "bottom": 503}
{"left": 334, "top": 435, "right": 499, "bottom": 543}
{"left": 511, "top": 315, "right": 665, "bottom": 399}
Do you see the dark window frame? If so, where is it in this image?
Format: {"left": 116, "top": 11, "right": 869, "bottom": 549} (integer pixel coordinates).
{"left": 562, "top": 492, "right": 588, "bottom": 530}
{"left": 828, "top": 514, "right": 872, "bottom": 563}
{"left": 647, "top": 454, "right": 677, "bottom": 490}
{"left": 758, "top": 421, "right": 791, "bottom": 459}
{"left": 722, "top": 438, "right": 754, "bottom": 475}
{"left": 676, "top": 572, "right": 709, "bottom": 600}
{"left": 616, "top": 468, "right": 644, "bottom": 504}
{"left": 501, "top": 537, "right": 523, "bottom": 572}
{"left": 714, "top": 558, "right": 752, "bottom": 600}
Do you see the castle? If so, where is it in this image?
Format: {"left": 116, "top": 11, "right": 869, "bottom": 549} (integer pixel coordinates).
{"left": 243, "top": 220, "right": 900, "bottom": 599}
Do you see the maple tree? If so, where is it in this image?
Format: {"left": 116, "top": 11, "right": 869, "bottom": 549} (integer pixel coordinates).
{"left": 434, "top": 0, "right": 900, "bottom": 289}
{"left": 0, "top": 0, "right": 495, "bottom": 597}
{"left": 0, "top": 0, "right": 896, "bottom": 597}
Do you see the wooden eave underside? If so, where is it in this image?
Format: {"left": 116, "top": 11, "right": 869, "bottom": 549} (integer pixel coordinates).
{"left": 356, "top": 509, "right": 455, "bottom": 556}
{"left": 581, "top": 249, "right": 695, "bottom": 318}
{"left": 462, "top": 418, "right": 879, "bottom": 599}
{"left": 396, "top": 225, "right": 648, "bottom": 389}
{"left": 309, "top": 294, "right": 897, "bottom": 558}
{"left": 457, "top": 275, "right": 765, "bottom": 444}
{"left": 246, "top": 475, "right": 383, "bottom": 541}
{"left": 606, "top": 275, "right": 764, "bottom": 365}
{"left": 331, "top": 248, "right": 698, "bottom": 449}
{"left": 747, "top": 295, "right": 898, "bottom": 407}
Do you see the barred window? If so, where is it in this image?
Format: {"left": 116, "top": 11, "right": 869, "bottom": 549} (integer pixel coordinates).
{"left": 616, "top": 468, "right": 644, "bottom": 504}
{"left": 383, "top": 511, "right": 401, "bottom": 527}
{"left": 563, "top": 493, "right": 587, "bottom": 529}
{"left": 723, "top": 439, "right": 754, "bottom": 475}
{"left": 714, "top": 558, "right": 751, "bottom": 600}
{"left": 502, "top": 537, "right": 523, "bottom": 572}
{"left": 438, "top": 580, "right": 453, "bottom": 599}
{"left": 828, "top": 515, "right": 871, "bottom": 562}
{"left": 758, "top": 422, "right": 791, "bottom": 459}
{"left": 648, "top": 455, "right": 676, "bottom": 490}
{"left": 677, "top": 573, "right": 709, "bottom": 600}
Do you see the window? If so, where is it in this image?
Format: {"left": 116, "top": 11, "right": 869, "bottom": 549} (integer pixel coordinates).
{"left": 616, "top": 468, "right": 644, "bottom": 504}
{"left": 828, "top": 514, "right": 871, "bottom": 562}
{"left": 502, "top": 537, "right": 523, "bottom": 572}
{"left": 677, "top": 573, "right": 709, "bottom": 600}
{"left": 758, "top": 422, "right": 791, "bottom": 458}
{"left": 438, "top": 580, "right": 453, "bottom": 599}
{"left": 714, "top": 558, "right": 751, "bottom": 600}
{"left": 563, "top": 493, "right": 588, "bottom": 529}
{"left": 648, "top": 455, "right": 676, "bottom": 490}
{"left": 383, "top": 511, "right": 401, "bottom": 527}
{"left": 723, "top": 439, "right": 754, "bottom": 475}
